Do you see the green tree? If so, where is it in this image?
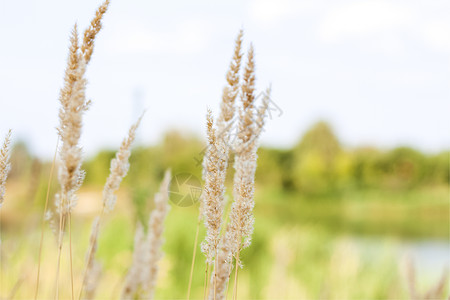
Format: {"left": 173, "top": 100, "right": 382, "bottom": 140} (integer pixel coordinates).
{"left": 292, "top": 121, "right": 346, "bottom": 195}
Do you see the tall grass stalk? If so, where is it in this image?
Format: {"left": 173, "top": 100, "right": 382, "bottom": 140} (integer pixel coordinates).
{"left": 79, "top": 115, "right": 142, "bottom": 299}
{"left": 54, "top": 1, "right": 109, "bottom": 297}
{"left": 69, "top": 212, "right": 74, "bottom": 300}
{"left": 35, "top": 137, "right": 59, "bottom": 300}
{"left": 200, "top": 30, "right": 243, "bottom": 300}
{"left": 200, "top": 34, "right": 269, "bottom": 300}
{"left": 187, "top": 218, "right": 201, "bottom": 300}
{"left": 121, "top": 169, "right": 171, "bottom": 299}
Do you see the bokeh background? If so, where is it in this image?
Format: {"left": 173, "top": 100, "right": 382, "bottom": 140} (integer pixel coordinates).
{"left": 0, "top": 0, "right": 449, "bottom": 299}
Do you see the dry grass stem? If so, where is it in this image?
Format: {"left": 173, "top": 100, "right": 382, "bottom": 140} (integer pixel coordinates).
{"left": 208, "top": 237, "right": 232, "bottom": 300}
{"left": 141, "top": 169, "right": 171, "bottom": 298}
{"left": 35, "top": 137, "right": 59, "bottom": 300}
{"left": 121, "top": 222, "right": 147, "bottom": 299}
{"left": 82, "top": 217, "right": 102, "bottom": 300}
{"left": 187, "top": 218, "right": 201, "bottom": 300}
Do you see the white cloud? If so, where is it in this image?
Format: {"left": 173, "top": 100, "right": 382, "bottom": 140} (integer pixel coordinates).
{"left": 420, "top": 20, "right": 450, "bottom": 52}
{"left": 249, "top": 0, "right": 296, "bottom": 23}
{"left": 249, "top": 0, "right": 328, "bottom": 24}
{"left": 363, "top": 33, "right": 406, "bottom": 55}
{"left": 318, "top": 0, "right": 414, "bottom": 43}
{"left": 109, "top": 19, "right": 213, "bottom": 55}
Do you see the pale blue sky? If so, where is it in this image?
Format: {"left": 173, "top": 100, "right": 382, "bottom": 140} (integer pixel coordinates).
{"left": 0, "top": 0, "right": 449, "bottom": 158}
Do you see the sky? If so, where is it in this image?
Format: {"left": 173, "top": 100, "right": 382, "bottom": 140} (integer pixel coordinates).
{"left": 0, "top": 0, "right": 449, "bottom": 158}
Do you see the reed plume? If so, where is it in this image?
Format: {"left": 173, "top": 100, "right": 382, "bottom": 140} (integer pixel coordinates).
{"left": 217, "top": 30, "right": 243, "bottom": 133}
{"left": 121, "top": 169, "right": 171, "bottom": 300}
{"left": 208, "top": 86, "right": 270, "bottom": 300}
{"left": 55, "top": 24, "right": 87, "bottom": 216}
{"left": 199, "top": 31, "right": 243, "bottom": 299}
{"left": 227, "top": 44, "right": 260, "bottom": 258}
{"left": 54, "top": 3, "right": 109, "bottom": 297}
{"left": 80, "top": 116, "right": 143, "bottom": 298}
{"left": 201, "top": 110, "right": 226, "bottom": 264}
{"left": 198, "top": 34, "right": 270, "bottom": 300}
{"left": 103, "top": 115, "right": 143, "bottom": 212}
{"left": 0, "top": 129, "right": 12, "bottom": 207}
{"left": 81, "top": 0, "right": 110, "bottom": 64}
{"left": 56, "top": 0, "right": 109, "bottom": 217}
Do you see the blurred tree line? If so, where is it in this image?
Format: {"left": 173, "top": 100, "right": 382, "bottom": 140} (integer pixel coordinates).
{"left": 8, "top": 121, "right": 449, "bottom": 201}
{"left": 258, "top": 122, "right": 448, "bottom": 196}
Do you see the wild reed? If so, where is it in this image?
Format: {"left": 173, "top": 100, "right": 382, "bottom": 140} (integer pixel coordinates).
{"left": 55, "top": 0, "right": 109, "bottom": 220}
{"left": 80, "top": 115, "right": 143, "bottom": 299}
{"left": 199, "top": 32, "right": 270, "bottom": 300}
{"left": 201, "top": 30, "right": 243, "bottom": 264}
{"left": 50, "top": 1, "right": 109, "bottom": 298}
{"left": 0, "top": 129, "right": 12, "bottom": 207}
{"left": 102, "top": 115, "right": 143, "bottom": 213}
{"left": 121, "top": 169, "right": 171, "bottom": 299}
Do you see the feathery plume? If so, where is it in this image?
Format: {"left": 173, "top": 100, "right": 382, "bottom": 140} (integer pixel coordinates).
{"left": 121, "top": 169, "right": 171, "bottom": 300}
{"left": 0, "top": 129, "right": 12, "bottom": 207}
{"left": 226, "top": 44, "right": 259, "bottom": 258}
{"left": 59, "top": 25, "right": 81, "bottom": 110}
{"left": 56, "top": 0, "right": 110, "bottom": 215}
{"left": 200, "top": 38, "right": 270, "bottom": 300}
{"left": 201, "top": 110, "right": 226, "bottom": 264}
{"left": 56, "top": 25, "right": 89, "bottom": 216}
{"left": 217, "top": 30, "right": 243, "bottom": 131}
{"left": 53, "top": 2, "right": 110, "bottom": 298}
{"left": 81, "top": 0, "right": 110, "bottom": 63}
{"left": 201, "top": 30, "right": 244, "bottom": 267}
{"left": 56, "top": 0, "right": 109, "bottom": 215}
{"left": 254, "top": 86, "right": 270, "bottom": 139}
{"left": 103, "top": 115, "right": 143, "bottom": 212}
{"left": 80, "top": 116, "right": 143, "bottom": 298}
{"left": 237, "top": 44, "right": 256, "bottom": 146}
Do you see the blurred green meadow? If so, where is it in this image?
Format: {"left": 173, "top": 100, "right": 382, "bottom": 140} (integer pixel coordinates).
{"left": 1, "top": 121, "right": 448, "bottom": 299}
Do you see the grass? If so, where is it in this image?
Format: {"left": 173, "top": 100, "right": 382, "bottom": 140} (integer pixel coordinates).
{"left": 257, "top": 186, "right": 449, "bottom": 240}
{"left": 1, "top": 184, "right": 447, "bottom": 298}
